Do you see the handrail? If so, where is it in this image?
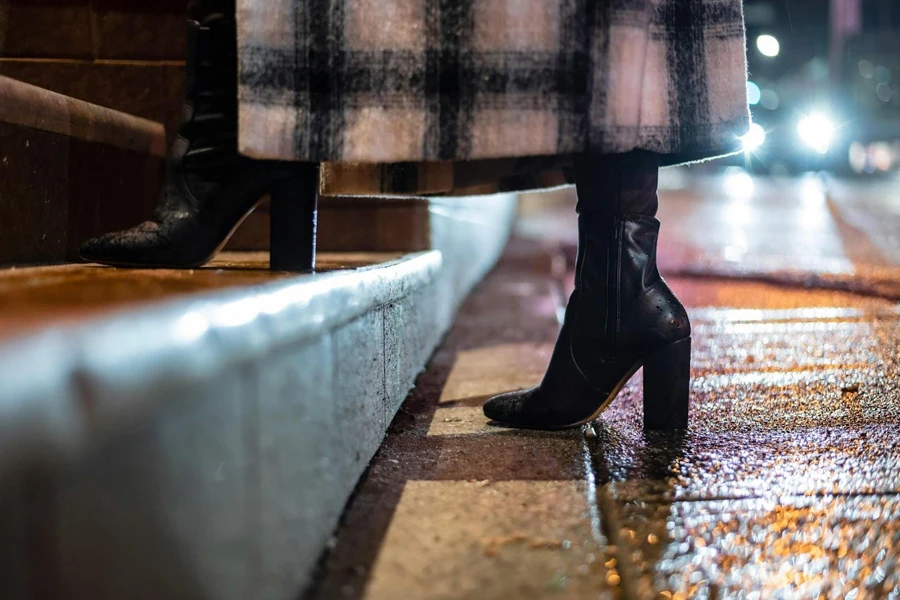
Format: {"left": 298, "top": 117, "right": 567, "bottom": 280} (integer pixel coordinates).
{"left": 0, "top": 74, "right": 166, "bottom": 157}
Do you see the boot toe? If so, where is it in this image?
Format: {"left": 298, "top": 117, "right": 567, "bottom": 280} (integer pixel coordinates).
{"left": 483, "top": 388, "right": 539, "bottom": 428}
{"left": 482, "top": 391, "right": 516, "bottom": 422}
{"left": 80, "top": 222, "right": 173, "bottom": 267}
{"left": 79, "top": 232, "right": 123, "bottom": 263}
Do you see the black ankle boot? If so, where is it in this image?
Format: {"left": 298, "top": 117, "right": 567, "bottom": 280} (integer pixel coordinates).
{"left": 483, "top": 151, "right": 691, "bottom": 431}
{"left": 80, "top": 3, "right": 318, "bottom": 270}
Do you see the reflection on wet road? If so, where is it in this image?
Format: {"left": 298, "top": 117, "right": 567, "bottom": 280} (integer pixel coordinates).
{"left": 592, "top": 300, "right": 900, "bottom": 597}
{"left": 310, "top": 173, "right": 900, "bottom": 599}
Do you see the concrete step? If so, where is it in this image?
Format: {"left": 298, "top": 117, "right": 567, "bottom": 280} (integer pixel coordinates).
{"left": 0, "top": 193, "right": 518, "bottom": 600}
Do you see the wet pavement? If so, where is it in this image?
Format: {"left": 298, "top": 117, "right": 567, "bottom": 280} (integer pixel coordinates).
{"left": 519, "top": 170, "right": 900, "bottom": 299}
{"left": 308, "top": 173, "right": 900, "bottom": 599}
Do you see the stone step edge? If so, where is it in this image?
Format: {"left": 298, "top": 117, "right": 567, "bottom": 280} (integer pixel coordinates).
{"left": 0, "top": 74, "right": 166, "bottom": 157}
{"left": 0, "top": 251, "right": 442, "bottom": 477}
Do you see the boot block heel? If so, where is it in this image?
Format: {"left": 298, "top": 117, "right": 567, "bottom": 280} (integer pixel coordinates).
{"left": 642, "top": 337, "right": 691, "bottom": 430}
{"left": 269, "top": 176, "right": 319, "bottom": 271}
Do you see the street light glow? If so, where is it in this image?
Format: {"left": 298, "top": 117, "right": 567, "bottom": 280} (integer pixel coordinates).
{"left": 797, "top": 112, "right": 835, "bottom": 154}
{"left": 756, "top": 35, "right": 780, "bottom": 57}
{"left": 741, "top": 123, "right": 766, "bottom": 152}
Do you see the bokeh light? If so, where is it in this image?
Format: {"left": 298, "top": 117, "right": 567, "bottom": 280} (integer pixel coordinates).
{"left": 760, "top": 89, "right": 780, "bottom": 110}
{"left": 873, "top": 143, "right": 892, "bottom": 171}
{"left": 797, "top": 112, "right": 835, "bottom": 154}
{"left": 723, "top": 166, "right": 755, "bottom": 199}
{"left": 747, "top": 81, "right": 761, "bottom": 105}
{"left": 756, "top": 35, "right": 780, "bottom": 57}
{"left": 848, "top": 142, "right": 867, "bottom": 174}
{"left": 859, "top": 60, "right": 874, "bottom": 79}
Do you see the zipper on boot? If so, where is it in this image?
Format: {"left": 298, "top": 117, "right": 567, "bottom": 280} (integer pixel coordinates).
{"left": 602, "top": 173, "right": 624, "bottom": 360}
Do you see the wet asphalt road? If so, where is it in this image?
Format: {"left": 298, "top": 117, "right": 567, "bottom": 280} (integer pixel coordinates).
{"left": 309, "top": 173, "right": 900, "bottom": 599}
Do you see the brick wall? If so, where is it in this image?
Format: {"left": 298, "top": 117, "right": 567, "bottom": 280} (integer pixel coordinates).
{"left": 0, "top": 1, "right": 186, "bottom": 265}
{"left": 0, "top": 0, "right": 187, "bottom": 141}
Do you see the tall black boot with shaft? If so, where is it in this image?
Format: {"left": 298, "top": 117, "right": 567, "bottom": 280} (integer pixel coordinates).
{"left": 483, "top": 151, "right": 691, "bottom": 431}
{"left": 80, "top": 0, "right": 318, "bottom": 271}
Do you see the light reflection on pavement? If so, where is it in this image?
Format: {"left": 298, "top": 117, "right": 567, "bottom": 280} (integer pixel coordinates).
{"left": 311, "top": 173, "right": 900, "bottom": 599}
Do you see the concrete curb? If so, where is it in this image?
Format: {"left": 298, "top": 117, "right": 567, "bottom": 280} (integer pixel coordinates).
{"left": 0, "top": 251, "right": 442, "bottom": 472}
{"left": 0, "top": 193, "right": 518, "bottom": 600}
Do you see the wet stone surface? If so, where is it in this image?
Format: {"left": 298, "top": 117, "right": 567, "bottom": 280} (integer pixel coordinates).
{"left": 590, "top": 305, "right": 900, "bottom": 500}
{"left": 311, "top": 225, "right": 900, "bottom": 598}
{"left": 614, "top": 494, "right": 900, "bottom": 599}
{"left": 586, "top": 284, "right": 900, "bottom": 597}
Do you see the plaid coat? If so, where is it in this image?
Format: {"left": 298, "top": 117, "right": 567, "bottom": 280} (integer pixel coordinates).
{"left": 237, "top": 0, "right": 749, "bottom": 195}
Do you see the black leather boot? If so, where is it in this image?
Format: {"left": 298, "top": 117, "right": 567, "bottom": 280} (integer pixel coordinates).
{"left": 80, "top": 1, "right": 318, "bottom": 271}
{"left": 483, "top": 151, "right": 691, "bottom": 430}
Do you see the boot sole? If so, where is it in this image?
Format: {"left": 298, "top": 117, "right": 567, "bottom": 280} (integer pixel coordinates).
{"left": 489, "top": 361, "right": 641, "bottom": 432}
{"left": 561, "top": 361, "right": 642, "bottom": 429}
{"left": 490, "top": 337, "right": 692, "bottom": 431}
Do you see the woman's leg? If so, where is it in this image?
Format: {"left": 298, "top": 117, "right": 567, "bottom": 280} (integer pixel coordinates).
{"left": 483, "top": 150, "right": 691, "bottom": 430}
{"left": 80, "top": 0, "right": 319, "bottom": 271}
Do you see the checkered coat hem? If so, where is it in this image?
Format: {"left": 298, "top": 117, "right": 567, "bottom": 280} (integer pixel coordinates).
{"left": 237, "top": 0, "right": 750, "bottom": 195}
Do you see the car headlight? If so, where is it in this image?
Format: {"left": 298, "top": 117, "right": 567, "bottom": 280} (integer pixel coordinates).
{"left": 797, "top": 113, "right": 834, "bottom": 154}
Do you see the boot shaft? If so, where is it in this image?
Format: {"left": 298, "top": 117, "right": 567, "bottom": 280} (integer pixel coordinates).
{"left": 571, "top": 150, "right": 660, "bottom": 293}
{"left": 170, "top": 7, "right": 242, "bottom": 212}
{"left": 570, "top": 152, "right": 689, "bottom": 362}
{"left": 188, "top": 0, "right": 236, "bottom": 25}
{"left": 572, "top": 150, "right": 664, "bottom": 309}
{"left": 156, "top": 3, "right": 304, "bottom": 221}
{"left": 574, "top": 150, "right": 659, "bottom": 217}
{"left": 182, "top": 15, "right": 238, "bottom": 134}
{"left": 181, "top": 0, "right": 238, "bottom": 150}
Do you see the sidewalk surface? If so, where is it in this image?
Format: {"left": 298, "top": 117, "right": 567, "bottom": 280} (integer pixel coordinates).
{"left": 308, "top": 172, "right": 900, "bottom": 599}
